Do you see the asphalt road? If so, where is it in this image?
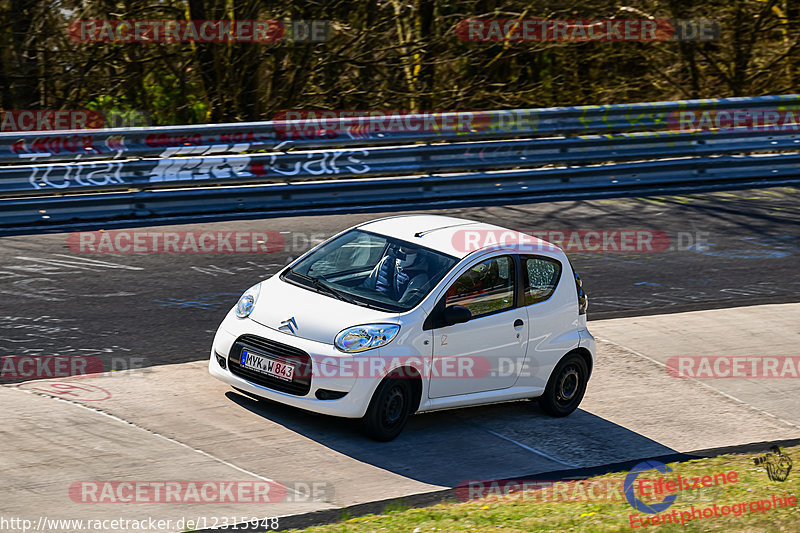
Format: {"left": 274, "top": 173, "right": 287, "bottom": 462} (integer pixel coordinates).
{"left": 4, "top": 305, "right": 800, "bottom": 531}
{"left": 1, "top": 186, "right": 798, "bottom": 376}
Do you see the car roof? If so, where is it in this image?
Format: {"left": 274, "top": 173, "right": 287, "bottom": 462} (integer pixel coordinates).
{"left": 357, "top": 214, "right": 563, "bottom": 259}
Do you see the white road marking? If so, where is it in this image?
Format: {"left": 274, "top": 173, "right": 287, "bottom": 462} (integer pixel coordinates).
{"left": 10, "top": 385, "right": 310, "bottom": 499}
{"left": 468, "top": 421, "right": 578, "bottom": 468}
{"left": 596, "top": 336, "right": 800, "bottom": 432}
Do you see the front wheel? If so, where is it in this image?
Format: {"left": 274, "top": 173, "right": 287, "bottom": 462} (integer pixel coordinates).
{"left": 538, "top": 353, "right": 588, "bottom": 417}
{"left": 362, "top": 377, "right": 411, "bottom": 441}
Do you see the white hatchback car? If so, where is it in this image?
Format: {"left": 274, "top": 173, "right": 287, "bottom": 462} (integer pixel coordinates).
{"left": 210, "top": 215, "right": 595, "bottom": 441}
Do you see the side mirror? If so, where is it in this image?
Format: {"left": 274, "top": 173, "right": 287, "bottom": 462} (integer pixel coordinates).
{"left": 442, "top": 305, "right": 471, "bottom": 326}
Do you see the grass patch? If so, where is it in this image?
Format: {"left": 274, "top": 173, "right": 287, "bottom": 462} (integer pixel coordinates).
{"left": 287, "top": 445, "right": 798, "bottom": 532}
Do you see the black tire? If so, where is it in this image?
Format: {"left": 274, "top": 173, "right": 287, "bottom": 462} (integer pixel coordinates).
{"left": 537, "top": 353, "right": 588, "bottom": 417}
{"left": 362, "top": 377, "right": 411, "bottom": 441}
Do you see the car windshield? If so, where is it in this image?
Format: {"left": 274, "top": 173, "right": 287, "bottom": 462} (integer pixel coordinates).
{"left": 282, "top": 229, "right": 458, "bottom": 312}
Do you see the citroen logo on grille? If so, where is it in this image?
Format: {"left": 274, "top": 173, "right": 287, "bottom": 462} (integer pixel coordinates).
{"left": 279, "top": 317, "right": 298, "bottom": 334}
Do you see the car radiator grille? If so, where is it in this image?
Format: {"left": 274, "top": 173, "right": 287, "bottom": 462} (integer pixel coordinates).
{"left": 228, "top": 334, "right": 312, "bottom": 396}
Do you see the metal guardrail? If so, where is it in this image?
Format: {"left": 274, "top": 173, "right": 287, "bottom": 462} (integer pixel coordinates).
{"left": 1, "top": 94, "right": 799, "bottom": 232}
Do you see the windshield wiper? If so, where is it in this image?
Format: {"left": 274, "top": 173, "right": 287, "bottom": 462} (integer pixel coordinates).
{"left": 288, "top": 270, "right": 398, "bottom": 311}
{"left": 290, "top": 271, "right": 358, "bottom": 305}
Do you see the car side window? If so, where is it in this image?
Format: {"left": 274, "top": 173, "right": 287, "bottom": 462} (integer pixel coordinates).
{"left": 524, "top": 256, "right": 562, "bottom": 305}
{"left": 445, "top": 256, "right": 514, "bottom": 318}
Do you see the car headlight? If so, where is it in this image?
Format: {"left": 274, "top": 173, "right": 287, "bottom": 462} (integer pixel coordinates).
{"left": 334, "top": 324, "right": 400, "bottom": 353}
{"left": 235, "top": 283, "right": 261, "bottom": 318}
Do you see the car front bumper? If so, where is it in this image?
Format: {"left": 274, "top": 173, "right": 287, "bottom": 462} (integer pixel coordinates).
{"left": 209, "top": 309, "right": 383, "bottom": 418}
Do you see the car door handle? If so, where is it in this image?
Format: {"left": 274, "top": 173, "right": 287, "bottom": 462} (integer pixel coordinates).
{"left": 513, "top": 319, "right": 524, "bottom": 329}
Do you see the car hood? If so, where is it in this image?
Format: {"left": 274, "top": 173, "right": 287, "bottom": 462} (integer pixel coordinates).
{"left": 248, "top": 274, "right": 399, "bottom": 345}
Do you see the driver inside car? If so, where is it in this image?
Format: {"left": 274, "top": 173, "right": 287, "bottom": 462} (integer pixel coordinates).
{"left": 364, "top": 245, "right": 431, "bottom": 304}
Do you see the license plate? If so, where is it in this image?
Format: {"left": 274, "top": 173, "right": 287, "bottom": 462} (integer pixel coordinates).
{"left": 240, "top": 349, "right": 295, "bottom": 382}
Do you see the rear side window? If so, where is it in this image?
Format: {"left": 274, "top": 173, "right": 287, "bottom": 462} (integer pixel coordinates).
{"left": 523, "top": 256, "right": 562, "bottom": 305}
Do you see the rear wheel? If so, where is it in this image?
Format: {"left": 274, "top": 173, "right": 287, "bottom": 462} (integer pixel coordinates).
{"left": 538, "top": 353, "right": 588, "bottom": 417}
{"left": 362, "top": 377, "right": 411, "bottom": 441}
